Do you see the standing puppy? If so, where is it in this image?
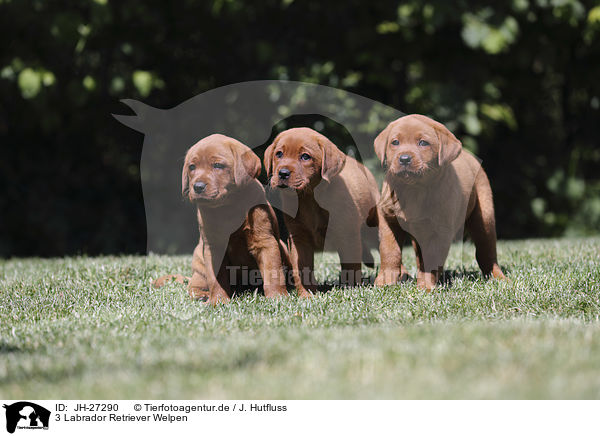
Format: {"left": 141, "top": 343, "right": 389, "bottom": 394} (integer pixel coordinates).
{"left": 264, "top": 127, "right": 379, "bottom": 296}
{"left": 182, "top": 134, "right": 289, "bottom": 304}
{"left": 374, "top": 114, "right": 505, "bottom": 290}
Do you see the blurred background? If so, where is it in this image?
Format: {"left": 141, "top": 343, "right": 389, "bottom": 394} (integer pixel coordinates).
{"left": 1, "top": 0, "right": 599, "bottom": 257}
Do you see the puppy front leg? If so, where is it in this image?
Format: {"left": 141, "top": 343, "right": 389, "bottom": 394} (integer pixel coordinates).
{"left": 375, "top": 214, "right": 409, "bottom": 286}
{"left": 288, "top": 236, "right": 316, "bottom": 298}
{"left": 245, "top": 206, "right": 289, "bottom": 298}
{"left": 255, "top": 238, "right": 289, "bottom": 298}
{"left": 412, "top": 239, "right": 437, "bottom": 290}
{"left": 412, "top": 237, "right": 450, "bottom": 291}
{"left": 188, "top": 241, "right": 210, "bottom": 300}
{"left": 203, "top": 243, "right": 232, "bottom": 305}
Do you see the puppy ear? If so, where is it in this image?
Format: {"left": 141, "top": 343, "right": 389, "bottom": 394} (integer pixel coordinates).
{"left": 229, "top": 140, "right": 261, "bottom": 185}
{"left": 237, "top": 150, "right": 261, "bottom": 184}
{"left": 263, "top": 141, "right": 275, "bottom": 179}
{"left": 318, "top": 135, "right": 346, "bottom": 182}
{"left": 435, "top": 121, "right": 462, "bottom": 166}
{"left": 181, "top": 158, "right": 190, "bottom": 198}
{"left": 374, "top": 123, "right": 391, "bottom": 167}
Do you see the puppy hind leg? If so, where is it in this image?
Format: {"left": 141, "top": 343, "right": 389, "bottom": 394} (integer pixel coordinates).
{"left": 338, "top": 231, "right": 363, "bottom": 286}
{"left": 361, "top": 206, "right": 379, "bottom": 268}
{"left": 360, "top": 224, "right": 378, "bottom": 268}
{"left": 465, "top": 197, "right": 505, "bottom": 280}
{"left": 339, "top": 260, "right": 362, "bottom": 287}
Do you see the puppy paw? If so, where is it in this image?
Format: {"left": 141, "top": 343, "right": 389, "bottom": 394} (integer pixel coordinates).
{"left": 399, "top": 266, "right": 411, "bottom": 282}
{"left": 188, "top": 287, "right": 210, "bottom": 301}
{"left": 374, "top": 275, "right": 388, "bottom": 287}
{"left": 153, "top": 274, "right": 188, "bottom": 288}
{"left": 297, "top": 288, "right": 314, "bottom": 298}
{"left": 205, "top": 293, "right": 231, "bottom": 306}
{"left": 416, "top": 271, "right": 438, "bottom": 291}
{"left": 490, "top": 264, "right": 508, "bottom": 281}
{"left": 374, "top": 269, "right": 406, "bottom": 286}
{"left": 416, "top": 281, "right": 435, "bottom": 292}
{"left": 264, "top": 287, "right": 290, "bottom": 298}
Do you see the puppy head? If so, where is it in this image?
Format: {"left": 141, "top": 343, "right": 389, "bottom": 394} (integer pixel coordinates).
{"left": 264, "top": 127, "right": 346, "bottom": 192}
{"left": 374, "top": 114, "right": 461, "bottom": 184}
{"left": 182, "top": 134, "right": 260, "bottom": 205}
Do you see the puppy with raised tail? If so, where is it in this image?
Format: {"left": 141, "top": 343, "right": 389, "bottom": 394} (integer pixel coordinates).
{"left": 180, "top": 134, "right": 289, "bottom": 304}
{"left": 264, "top": 127, "right": 379, "bottom": 296}
{"left": 374, "top": 114, "right": 506, "bottom": 290}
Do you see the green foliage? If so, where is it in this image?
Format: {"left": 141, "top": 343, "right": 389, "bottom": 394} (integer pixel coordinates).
{"left": 462, "top": 10, "right": 520, "bottom": 54}
{"left": 17, "top": 68, "right": 54, "bottom": 99}
{"left": 0, "top": 0, "right": 599, "bottom": 256}
{"left": 132, "top": 70, "right": 164, "bottom": 97}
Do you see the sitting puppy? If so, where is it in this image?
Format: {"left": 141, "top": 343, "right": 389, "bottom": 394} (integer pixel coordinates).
{"left": 374, "top": 114, "right": 506, "bottom": 290}
{"left": 180, "top": 134, "right": 290, "bottom": 304}
{"left": 264, "top": 127, "right": 379, "bottom": 296}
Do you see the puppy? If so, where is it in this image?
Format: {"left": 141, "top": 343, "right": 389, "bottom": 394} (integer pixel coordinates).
{"left": 264, "top": 127, "right": 379, "bottom": 296}
{"left": 181, "top": 134, "right": 289, "bottom": 304}
{"left": 374, "top": 114, "right": 505, "bottom": 290}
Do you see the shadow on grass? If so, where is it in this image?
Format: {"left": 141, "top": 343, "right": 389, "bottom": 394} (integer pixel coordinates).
{"left": 0, "top": 342, "right": 23, "bottom": 354}
{"left": 440, "top": 266, "right": 512, "bottom": 287}
{"left": 184, "top": 266, "right": 513, "bottom": 300}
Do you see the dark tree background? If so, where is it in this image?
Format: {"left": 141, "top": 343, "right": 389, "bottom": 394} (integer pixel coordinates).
{"left": 1, "top": 0, "right": 599, "bottom": 257}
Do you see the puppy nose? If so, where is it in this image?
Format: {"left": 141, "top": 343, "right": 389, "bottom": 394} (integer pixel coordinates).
{"left": 399, "top": 154, "right": 412, "bottom": 165}
{"left": 193, "top": 182, "right": 207, "bottom": 193}
{"left": 278, "top": 168, "right": 291, "bottom": 180}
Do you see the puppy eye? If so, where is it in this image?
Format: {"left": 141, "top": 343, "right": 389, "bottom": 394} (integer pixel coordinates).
{"left": 213, "top": 163, "right": 226, "bottom": 169}
{"left": 300, "top": 153, "right": 311, "bottom": 161}
{"left": 275, "top": 151, "right": 283, "bottom": 158}
{"left": 189, "top": 164, "right": 196, "bottom": 171}
{"left": 418, "top": 139, "right": 430, "bottom": 147}
{"left": 391, "top": 139, "right": 399, "bottom": 146}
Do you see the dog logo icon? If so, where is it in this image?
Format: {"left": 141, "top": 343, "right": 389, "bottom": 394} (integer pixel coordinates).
{"left": 3, "top": 402, "right": 50, "bottom": 434}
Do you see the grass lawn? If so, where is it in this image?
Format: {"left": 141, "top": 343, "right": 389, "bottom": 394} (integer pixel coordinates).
{"left": 1, "top": 237, "right": 599, "bottom": 399}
